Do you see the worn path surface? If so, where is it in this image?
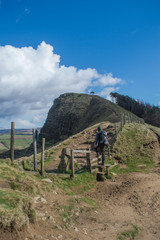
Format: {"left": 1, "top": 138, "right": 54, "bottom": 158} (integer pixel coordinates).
{"left": 1, "top": 168, "right": 160, "bottom": 240}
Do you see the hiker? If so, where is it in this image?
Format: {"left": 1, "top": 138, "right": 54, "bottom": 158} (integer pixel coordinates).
{"left": 94, "top": 126, "right": 108, "bottom": 165}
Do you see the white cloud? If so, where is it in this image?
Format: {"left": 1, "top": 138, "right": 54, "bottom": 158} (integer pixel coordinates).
{"left": 0, "top": 41, "right": 122, "bottom": 128}
{"left": 32, "top": 114, "right": 46, "bottom": 123}
{"left": 98, "top": 87, "right": 119, "bottom": 100}
{"left": 94, "top": 73, "right": 122, "bottom": 86}
{"left": 16, "top": 119, "right": 35, "bottom": 128}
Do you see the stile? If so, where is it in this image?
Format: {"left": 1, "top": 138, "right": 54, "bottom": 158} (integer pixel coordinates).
{"left": 73, "top": 149, "right": 90, "bottom": 153}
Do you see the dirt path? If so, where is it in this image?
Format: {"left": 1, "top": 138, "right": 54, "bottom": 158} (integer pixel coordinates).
{"left": 83, "top": 171, "right": 160, "bottom": 240}
{"left": 1, "top": 123, "right": 160, "bottom": 240}
{"left": 1, "top": 168, "right": 160, "bottom": 240}
{"left": 45, "top": 122, "right": 114, "bottom": 172}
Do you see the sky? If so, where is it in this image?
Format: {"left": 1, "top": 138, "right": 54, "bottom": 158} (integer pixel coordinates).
{"left": 0, "top": 0, "right": 160, "bottom": 129}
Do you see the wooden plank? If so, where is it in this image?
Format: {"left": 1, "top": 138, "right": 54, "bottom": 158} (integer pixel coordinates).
{"left": 94, "top": 164, "right": 111, "bottom": 168}
{"left": 73, "top": 150, "right": 91, "bottom": 153}
{"left": 109, "top": 163, "right": 118, "bottom": 169}
{"left": 10, "top": 122, "right": 15, "bottom": 162}
{"left": 74, "top": 155, "right": 89, "bottom": 159}
{"left": 91, "top": 160, "right": 98, "bottom": 165}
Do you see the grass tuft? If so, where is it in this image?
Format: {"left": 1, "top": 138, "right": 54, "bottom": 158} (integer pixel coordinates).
{"left": 117, "top": 224, "right": 139, "bottom": 240}
{"left": 113, "top": 123, "right": 158, "bottom": 173}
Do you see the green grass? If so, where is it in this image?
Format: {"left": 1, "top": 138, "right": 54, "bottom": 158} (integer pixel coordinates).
{"left": 56, "top": 197, "right": 75, "bottom": 229}
{"left": 56, "top": 196, "right": 98, "bottom": 229}
{"left": 80, "top": 197, "right": 97, "bottom": 210}
{"left": 113, "top": 123, "right": 157, "bottom": 173}
{"left": 0, "top": 133, "right": 32, "bottom": 152}
{"left": 0, "top": 161, "right": 41, "bottom": 195}
{"left": 61, "top": 203, "right": 74, "bottom": 228}
{"left": 0, "top": 160, "right": 52, "bottom": 230}
{"left": 0, "top": 188, "right": 35, "bottom": 229}
{"left": 23, "top": 146, "right": 60, "bottom": 171}
{"left": 51, "top": 172, "right": 96, "bottom": 195}
{"left": 117, "top": 225, "right": 139, "bottom": 240}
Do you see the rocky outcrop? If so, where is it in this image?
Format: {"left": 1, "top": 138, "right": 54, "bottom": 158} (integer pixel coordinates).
{"left": 39, "top": 93, "right": 127, "bottom": 143}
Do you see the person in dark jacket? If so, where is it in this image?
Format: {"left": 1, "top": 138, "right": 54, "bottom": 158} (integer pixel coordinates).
{"left": 94, "top": 126, "right": 108, "bottom": 165}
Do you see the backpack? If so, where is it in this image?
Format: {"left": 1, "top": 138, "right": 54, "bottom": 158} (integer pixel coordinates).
{"left": 99, "top": 131, "right": 108, "bottom": 146}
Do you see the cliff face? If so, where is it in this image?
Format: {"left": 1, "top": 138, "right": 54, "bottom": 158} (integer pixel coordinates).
{"left": 39, "top": 93, "right": 125, "bottom": 143}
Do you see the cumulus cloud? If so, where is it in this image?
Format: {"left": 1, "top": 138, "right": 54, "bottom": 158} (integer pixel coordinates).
{"left": 98, "top": 87, "right": 119, "bottom": 100}
{"left": 94, "top": 73, "right": 122, "bottom": 86}
{"left": 0, "top": 41, "right": 123, "bottom": 128}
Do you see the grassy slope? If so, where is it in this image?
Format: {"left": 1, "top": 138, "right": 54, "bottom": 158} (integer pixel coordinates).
{"left": 0, "top": 160, "right": 52, "bottom": 230}
{"left": 112, "top": 123, "right": 159, "bottom": 174}
{"left": 0, "top": 161, "right": 97, "bottom": 231}
{"left": 18, "top": 121, "right": 160, "bottom": 174}
{"left": 0, "top": 121, "right": 160, "bottom": 233}
{"left": 0, "top": 133, "right": 32, "bottom": 153}
{"left": 40, "top": 93, "right": 143, "bottom": 145}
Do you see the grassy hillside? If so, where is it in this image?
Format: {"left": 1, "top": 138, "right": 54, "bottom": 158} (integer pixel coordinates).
{"left": 0, "top": 121, "right": 160, "bottom": 239}
{"left": 0, "top": 161, "right": 42, "bottom": 230}
{"left": 0, "top": 160, "right": 97, "bottom": 231}
{"left": 20, "top": 121, "right": 160, "bottom": 177}
{"left": 112, "top": 123, "right": 159, "bottom": 173}
{"left": 40, "top": 93, "right": 143, "bottom": 144}
{"left": 0, "top": 131, "right": 33, "bottom": 153}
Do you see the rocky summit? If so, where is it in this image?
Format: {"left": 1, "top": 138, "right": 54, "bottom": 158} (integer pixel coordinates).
{"left": 39, "top": 93, "right": 129, "bottom": 143}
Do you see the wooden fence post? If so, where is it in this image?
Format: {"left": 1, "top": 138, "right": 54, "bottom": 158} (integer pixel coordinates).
{"left": 106, "top": 166, "right": 110, "bottom": 177}
{"left": 124, "top": 114, "right": 126, "bottom": 125}
{"left": 114, "top": 123, "right": 117, "bottom": 136}
{"left": 108, "top": 144, "right": 111, "bottom": 158}
{"left": 127, "top": 114, "right": 130, "bottom": 123}
{"left": 10, "top": 122, "right": 15, "bottom": 162}
{"left": 121, "top": 115, "right": 123, "bottom": 130}
{"left": 86, "top": 149, "right": 92, "bottom": 173}
{"left": 32, "top": 129, "right": 37, "bottom": 171}
{"left": 71, "top": 150, "right": 75, "bottom": 178}
{"left": 41, "top": 138, "right": 45, "bottom": 176}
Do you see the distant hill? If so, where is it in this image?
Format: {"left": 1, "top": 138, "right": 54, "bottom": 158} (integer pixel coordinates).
{"left": 0, "top": 129, "right": 32, "bottom": 134}
{"left": 39, "top": 93, "right": 141, "bottom": 143}
{"left": 0, "top": 129, "right": 34, "bottom": 154}
{"left": 110, "top": 92, "right": 160, "bottom": 127}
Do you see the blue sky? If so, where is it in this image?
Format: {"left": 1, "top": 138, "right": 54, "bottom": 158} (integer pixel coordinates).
{"left": 0, "top": 0, "right": 160, "bottom": 128}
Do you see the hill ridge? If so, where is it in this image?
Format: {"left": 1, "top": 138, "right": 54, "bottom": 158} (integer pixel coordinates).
{"left": 39, "top": 92, "right": 142, "bottom": 144}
